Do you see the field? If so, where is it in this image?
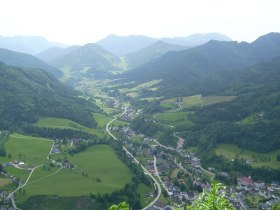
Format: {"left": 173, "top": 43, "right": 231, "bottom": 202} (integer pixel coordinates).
{"left": 0, "top": 177, "right": 11, "bottom": 187}
{"left": 118, "top": 80, "right": 162, "bottom": 99}
{"left": 35, "top": 117, "right": 106, "bottom": 137}
{"left": 140, "top": 97, "right": 163, "bottom": 102}
{"left": 93, "top": 113, "right": 129, "bottom": 129}
{"left": 137, "top": 183, "right": 154, "bottom": 207}
{"left": 160, "top": 95, "right": 236, "bottom": 109}
{"left": 17, "top": 145, "right": 133, "bottom": 202}
{"left": 0, "top": 133, "right": 53, "bottom": 166}
{"left": 216, "top": 144, "right": 280, "bottom": 169}
{"left": 154, "top": 112, "right": 193, "bottom": 127}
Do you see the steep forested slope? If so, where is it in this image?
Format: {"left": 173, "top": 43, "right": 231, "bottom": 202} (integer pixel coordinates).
{"left": 122, "top": 33, "right": 280, "bottom": 98}
{"left": 0, "top": 48, "right": 63, "bottom": 78}
{"left": 125, "top": 41, "right": 188, "bottom": 69}
{"left": 0, "top": 62, "right": 99, "bottom": 129}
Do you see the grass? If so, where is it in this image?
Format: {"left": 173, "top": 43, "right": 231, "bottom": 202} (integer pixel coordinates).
{"left": 0, "top": 177, "right": 12, "bottom": 187}
{"left": 140, "top": 97, "right": 163, "bottom": 102}
{"left": 93, "top": 113, "right": 129, "bottom": 129}
{"left": 119, "top": 80, "right": 162, "bottom": 93}
{"left": 35, "top": 117, "right": 106, "bottom": 137}
{"left": 0, "top": 133, "right": 53, "bottom": 166}
{"left": 126, "top": 92, "right": 138, "bottom": 98}
{"left": 17, "top": 145, "right": 133, "bottom": 202}
{"left": 154, "top": 112, "right": 193, "bottom": 126}
{"left": 5, "top": 167, "right": 31, "bottom": 181}
{"left": 216, "top": 144, "right": 280, "bottom": 169}
{"left": 160, "top": 95, "right": 236, "bottom": 109}
{"left": 170, "top": 168, "right": 180, "bottom": 178}
{"left": 244, "top": 194, "right": 265, "bottom": 207}
{"left": 137, "top": 183, "right": 154, "bottom": 207}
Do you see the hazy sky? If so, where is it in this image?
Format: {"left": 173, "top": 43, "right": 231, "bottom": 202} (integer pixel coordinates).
{"left": 0, "top": 0, "right": 279, "bottom": 45}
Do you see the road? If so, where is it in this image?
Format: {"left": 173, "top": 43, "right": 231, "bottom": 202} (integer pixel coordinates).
{"left": 8, "top": 138, "right": 61, "bottom": 209}
{"left": 105, "top": 105, "right": 161, "bottom": 210}
{"left": 8, "top": 164, "right": 43, "bottom": 210}
{"left": 152, "top": 139, "right": 176, "bottom": 151}
{"left": 173, "top": 132, "right": 185, "bottom": 149}
{"left": 153, "top": 155, "right": 172, "bottom": 196}
{"left": 106, "top": 106, "right": 127, "bottom": 140}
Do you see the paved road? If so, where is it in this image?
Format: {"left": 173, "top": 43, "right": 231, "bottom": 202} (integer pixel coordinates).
{"left": 105, "top": 105, "right": 161, "bottom": 210}
{"left": 8, "top": 164, "right": 43, "bottom": 210}
{"left": 153, "top": 155, "right": 172, "bottom": 196}
{"left": 8, "top": 138, "right": 59, "bottom": 209}
{"left": 152, "top": 139, "right": 176, "bottom": 151}
{"left": 106, "top": 106, "right": 127, "bottom": 140}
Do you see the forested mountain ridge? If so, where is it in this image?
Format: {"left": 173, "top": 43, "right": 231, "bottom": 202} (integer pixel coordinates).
{"left": 125, "top": 41, "right": 189, "bottom": 69}
{"left": 49, "top": 43, "right": 122, "bottom": 81}
{"left": 161, "top": 33, "right": 232, "bottom": 46}
{"left": 0, "top": 48, "right": 63, "bottom": 78}
{"left": 122, "top": 32, "right": 280, "bottom": 97}
{"left": 0, "top": 35, "right": 66, "bottom": 55}
{"left": 97, "top": 34, "right": 157, "bottom": 56}
{"left": 176, "top": 56, "right": 280, "bottom": 153}
{"left": 36, "top": 45, "right": 80, "bottom": 62}
{"left": 0, "top": 62, "right": 99, "bottom": 130}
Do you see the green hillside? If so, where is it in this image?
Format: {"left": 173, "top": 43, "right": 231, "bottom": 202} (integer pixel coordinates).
{"left": 125, "top": 41, "right": 188, "bottom": 68}
{"left": 122, "top": 33, "right": 280, "bottom": 98}
{"left": 0, "top": 48, "right": 63, "bottom": 78}
{"left": 50, "top": 43, "right": 123, "bottom": 82}
{"left": 0, "top": 62, "right": 99, "bottom": 129}
{"left": 182, "top": 57, "right": 280, "bottom": 153}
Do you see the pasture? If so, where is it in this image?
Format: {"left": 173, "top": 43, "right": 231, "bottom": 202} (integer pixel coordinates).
{"left": 160, "top": 95, "right": 236, "bottom": 109}
{"left": 154, "top": 112, "right": 192, "bottom": 125}
{"left": 0, "top": 133, "right": 52, "bottom": 166}
{"left": 17, "top": 145, "right": 133, "bottom": 202}
{"left": 35, "top": 117, "right": 106, "bottom": 137}
{"left": 216, "top": 144, "right": 280, "bottom": 169}
{"left": 93, "top": 113, "right": 129, "bottom": 129}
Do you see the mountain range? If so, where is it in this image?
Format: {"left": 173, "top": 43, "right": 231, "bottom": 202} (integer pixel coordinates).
{"left": 0, "top": 35, "right": 66, "bottom": 55}
{"left": 121, "top": 32, "right": 280, "bottom": 97}
{"left": 47, "top": 43, "right": 123, "bottom": 83}
{"left": 97, "top": 33, "right": 232, "bottom": 56}
{"left": 125, "top": 41, "right": 189, "bottom": 69}
{"left": 0, "top": 48, "right": 63, "bottom": 78}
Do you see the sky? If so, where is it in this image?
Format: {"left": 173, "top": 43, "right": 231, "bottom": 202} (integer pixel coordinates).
{"left": 0, "top": 0, "right": 279, "bottom": 45}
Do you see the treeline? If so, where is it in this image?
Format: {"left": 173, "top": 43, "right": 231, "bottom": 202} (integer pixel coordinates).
{"left": 68, "top": 138, "right": 110, "bottom": 155}
{"left": 22, "top": 125, "right": 95, "bottom": 140}
{"left": 0, "top": 131, "right": 9, "bottom": 156}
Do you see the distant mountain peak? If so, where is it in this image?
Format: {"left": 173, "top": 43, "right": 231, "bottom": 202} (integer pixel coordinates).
{"left": 0, "top": 35, "right": 66, "bottom": 55}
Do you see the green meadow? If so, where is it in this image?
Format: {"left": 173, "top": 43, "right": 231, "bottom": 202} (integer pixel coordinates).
{"left": 160, "top": 95, "right": 235, "bottom": 109}
{"left": 216, "top": 144, "right": 280, "bottom": 169}
{"left": 154, "top": 112, "right": 193, "bottom": 128}
{"left": 35, "top": 117, "right": 106, "bottom": 137}
{"left": 0, "top": 133, "right": 52, "bottom": 166}
{"left": 93, "top": 113, "right": 129, "bottom": 129}
{"left": 17, "top": 145, "right": 133, "bottom": 202}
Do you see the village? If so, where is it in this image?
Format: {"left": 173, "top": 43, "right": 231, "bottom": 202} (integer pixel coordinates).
{"left": 109, "top": 123, "right": 280, "bottom": 210}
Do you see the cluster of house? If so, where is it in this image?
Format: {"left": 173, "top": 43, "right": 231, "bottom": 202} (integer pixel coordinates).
{"left": 123, "top": 124, "right": 280, "bottom": 210}
{"left": 227, "top": 177, "right": 280, "bottom": 209}
{"left": 120, "top": 107, "right": 141, "bottom": 121}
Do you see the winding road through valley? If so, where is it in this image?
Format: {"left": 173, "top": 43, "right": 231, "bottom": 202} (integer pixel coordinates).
{"left": 105, "top": 106, "right": 162, "bottom": 210}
